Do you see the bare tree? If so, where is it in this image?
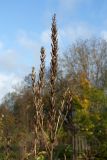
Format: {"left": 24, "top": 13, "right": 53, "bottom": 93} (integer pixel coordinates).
{"left": 61, "top": 39, "right": 107, "bottom": 88}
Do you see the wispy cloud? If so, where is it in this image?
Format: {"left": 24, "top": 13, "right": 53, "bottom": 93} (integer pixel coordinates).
{"left": 17, "top": 31, "right": 40, "bottom": 51}
{"left": 58, "top": 22, "right": 94, "bottom": 52}
{"left": 0, "top": 73, "right": 22, "bottom": 101}
{"left": 16, "top": 23, "right": 94, "bottom": 64}
{"left": 0, "top": 41, "right": 4, "bottom": 50}
{"left": 101, "top": 30, "right": 107, "bottom": 40}
{"left": 17, "top": 29, "right": 52, "bottom": 67}
{"left": 40, "top": 29, "right": 50, "bottom": 45}
{"left": 0, "top": 49, "right": 19, "bottom": 71}
{"left": 59, "top": 0, "right": 82, "bottom": 10}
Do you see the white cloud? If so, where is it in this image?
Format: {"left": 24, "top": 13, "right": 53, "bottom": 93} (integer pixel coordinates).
{"left": 16, "top": 23, "right": 94, "bottom": 71}
{"left": 0, "top": 41, "right": 4, "bottom": 49}
{"left": 17, "top": 30, "right": 43, "bottom": 69}
{"left": 17, "top": 31, "right": 40, "bottom": 51}
{"left": 59, "top": 0, "right": 78, "bottom": 10}
{"left": 17, "top": 30, "right": 52, "bottom": 67}
{"left": 58, "top": 23, "right": 93, "bottom": 49}
{"left": 0, "top": 73, "right": 22, "bottom": 101}
{"left": 41, "top": 29, "right": 50, "bottom": 45}
{"left": 0, "top": 49, "right": 20, "bottom": 72}
{"left": 101, "top": 31, "right": 107, "bottom": 40}
{"left": 17, "top": 29, "right": 51, "bottom": 50}
{"left": 58, "top": 0, "right": 86, "bottom": 13}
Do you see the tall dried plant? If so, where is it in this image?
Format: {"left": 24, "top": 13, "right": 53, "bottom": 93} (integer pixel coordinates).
{"left": 49, "top": 14, "right": 58, "bottom": 159}
{"left": 31, "top": 47, "right": 45, "bottom": 158}
{"left": 31, "top": 15, "right": 72, "bottom": 160}
{"left": 46, "top": 14, "right": 72, "bottom": 160}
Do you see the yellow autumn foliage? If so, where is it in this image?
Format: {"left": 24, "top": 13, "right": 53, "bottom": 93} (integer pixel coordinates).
{"left": 82, "top": 98, "right": 90, "bottom": 110}
{"left": 80, "top": 72, "right": 91, "bottom": 88}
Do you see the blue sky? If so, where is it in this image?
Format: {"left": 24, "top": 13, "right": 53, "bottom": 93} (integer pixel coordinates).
{"left": 0, "top": 0, "right": 107, "bottom": 100}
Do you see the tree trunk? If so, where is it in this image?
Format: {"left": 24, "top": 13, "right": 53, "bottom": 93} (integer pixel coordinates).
{"left": 50, "top": 143, "right": 54, "bottom": 160}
